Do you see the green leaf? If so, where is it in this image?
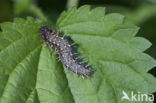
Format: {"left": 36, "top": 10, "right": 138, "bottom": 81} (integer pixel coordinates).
{"left": 0, "top": 17, "right": 73, "bottom": 103}
{"left": 56, "top": 5, "right": 156, "bottom": 103}
{"left": 0, "top": 5, "right": 156, "bottom": 103}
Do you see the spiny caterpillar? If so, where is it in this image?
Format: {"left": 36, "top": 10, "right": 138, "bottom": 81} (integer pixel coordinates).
{"left": 40, "top": 26, "right": 94, "bottom": 77}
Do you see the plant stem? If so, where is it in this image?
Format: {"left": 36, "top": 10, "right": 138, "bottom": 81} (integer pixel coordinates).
{"left": 28, "top": 4, "right": 47, "bottom": 22}
{"left": 66, "top": 0, "right": 79, "bottom": 9}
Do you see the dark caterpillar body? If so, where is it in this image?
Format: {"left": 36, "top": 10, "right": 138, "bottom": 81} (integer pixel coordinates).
{"left": 40, "top": 26, "right": 94, "bottom": 77}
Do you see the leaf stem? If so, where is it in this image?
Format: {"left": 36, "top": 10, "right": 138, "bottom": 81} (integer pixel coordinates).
{"left": 66, "top": 0, "right": 79, "bottom": 9}
{"left": 28, "top": 4, "right": 47, "bottom": 22}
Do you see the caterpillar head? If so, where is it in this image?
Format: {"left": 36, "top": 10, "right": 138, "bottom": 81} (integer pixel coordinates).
{"left": 40, "top": 26, "right": 53, "bottom": 42}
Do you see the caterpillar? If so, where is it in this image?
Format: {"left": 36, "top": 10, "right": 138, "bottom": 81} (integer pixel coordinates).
{"left": 40, "top": 26, "right": 94, "bottom": 77}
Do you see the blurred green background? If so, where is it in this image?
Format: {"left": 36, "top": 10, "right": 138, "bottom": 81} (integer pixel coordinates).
{"left": 0, "top": 0, "right": 156, "bottom": 98}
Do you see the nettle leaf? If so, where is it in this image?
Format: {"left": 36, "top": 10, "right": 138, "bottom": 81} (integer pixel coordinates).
{"left": 56, "top": 5, "right": 156, "bottom": 103}
{"left": 0, "top": 17, "right": 73, "bottom": 103}
{"left": 0, "top": 5, "right": 156, "bottom": 103}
